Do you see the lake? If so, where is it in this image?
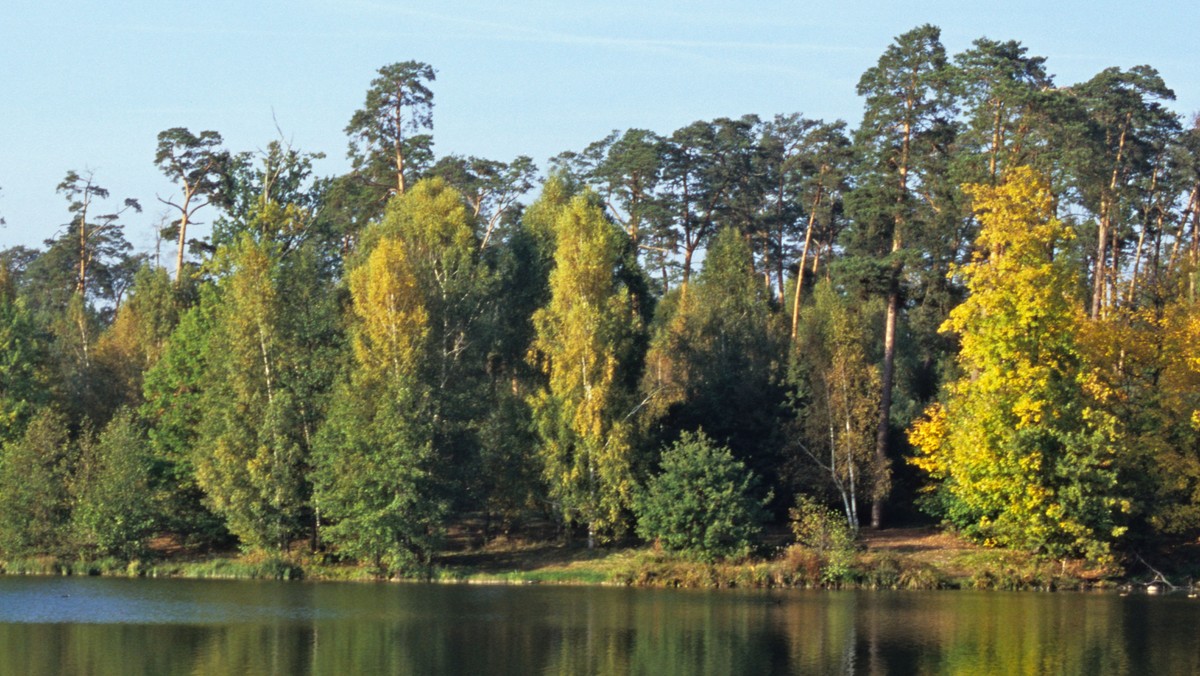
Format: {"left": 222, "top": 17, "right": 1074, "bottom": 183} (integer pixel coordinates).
{"left": 0, "top": 577, "right": 1197, "bottom": 674}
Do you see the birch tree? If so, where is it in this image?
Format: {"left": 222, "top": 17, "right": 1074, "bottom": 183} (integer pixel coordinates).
{"left": 529, "top": 194, "right": 641, "bottom": 547}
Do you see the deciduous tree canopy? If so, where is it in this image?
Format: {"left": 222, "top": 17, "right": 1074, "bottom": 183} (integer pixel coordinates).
{"left": 2, "top": 29, "right": 1199, "bottom": 572}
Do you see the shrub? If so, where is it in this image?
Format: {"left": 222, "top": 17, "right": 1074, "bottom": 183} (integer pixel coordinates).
{"left": 789, "top": 495, "right": 857, "bottom": 583}
{"left": 635, "top": 431, "right": 769, "bottom": 562}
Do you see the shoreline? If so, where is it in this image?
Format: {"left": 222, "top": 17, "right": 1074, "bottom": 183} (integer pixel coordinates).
{"left": 1, "top": 527, "right": 1169, "bottom": 593}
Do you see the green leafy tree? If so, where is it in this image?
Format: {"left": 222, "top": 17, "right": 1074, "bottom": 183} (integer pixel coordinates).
{"left": 635, "top": 431, "right": 768, "bottom": 561}
{"left": 12, "top": 172, "right": 144, "bottom": 429}
{"left": 1138, "top": 298, "right": 1200, "bottom": 538}
{"left": 140, "top": 290, "right": 226, "bottom": 543}
{"left": 910, "top": 167, "right": 1127, "bottom": 562}
{"left": 642, "top": 227, "right": 787, "bottom": 487}
{"left": 313, "top": 235, "right": 442, "bottom": 573}
{"left": 0, "top": 409, "right": 73, "bottom": 557}
{"left": 429, "top": 154, "right": 537, "bottom": 248}
{"left": 460, "top": 177, "right": 578, "bottom": 535}
{"left": 374, "top": 179, "right": 490, "bottom": 407}
{"left": 194, "top": 234, "right": 307, "bottom": 551}
{"left": 92, "top": 265, "right": 180, "bottom": 414}
{"left": 789, "top": 494, "right": 858, "bottom": 582}
{"left": 0, "top": 267, "right": 44, "bottom": 445}
{"left": 369, "top": 178, "right": 496, "bottom": 515}
{"left": 212, "top": 139, "right": 330, "bottom": 257}
{"left": 529, "top": 194, "right": 642, "bottom": 547}
{"left": 487, "top": 174, "right": 574, "bottom": 381}
{"left": 790, "top": 281, "right": 883, "bottom": 529}
{"left": 71, "top": 409, "right": 157, "bottom": 559}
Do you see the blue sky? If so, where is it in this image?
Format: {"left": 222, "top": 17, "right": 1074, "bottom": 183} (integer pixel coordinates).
{"left": 2, "top": 0, "right": 1197, "bottom": 254}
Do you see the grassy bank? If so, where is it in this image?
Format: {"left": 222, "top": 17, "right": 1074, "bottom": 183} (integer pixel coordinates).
{"left": 0, "top": 528, "right": 1134, "bottom": 591}
{"left": 433, "top": 528, "right": 1117, "bottom": 591}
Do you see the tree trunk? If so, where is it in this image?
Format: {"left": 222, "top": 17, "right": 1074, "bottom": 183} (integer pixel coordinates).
{"left": 1092, "top": 208, "right": 1110, "bottom": 318}
{"left": 989, "top": 100, "right": 1003, "bottom": 182}
{"left": 1126, "top": 162, "right": 1161, "bottom": 305}
{"left": 1167, "top": 183, "right": 1197, "bottom": 275}
{"left": 872, "top": 287, "right": 897, "bottom": 530}
{"left": 393, "top": 100, "right": 407, "bottom": 195}
{"left": 1092, "top": 114, "right": 1130, "bottom": 319}
{"left": 791, "top": 183, "right": 824, "bottom": 342}
{"left": 175, "top": 209, "right": 189, "bottom": 285}
{"left": 680, "top": 244, "right": 695, "bottom": 298}
{"left": 872, "top": 104, "right": 911, "bottom": 530}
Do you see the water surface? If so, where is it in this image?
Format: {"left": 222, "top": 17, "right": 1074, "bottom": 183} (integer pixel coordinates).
{"left": 0, "top": 577, "right": 1196, "bottom": 674}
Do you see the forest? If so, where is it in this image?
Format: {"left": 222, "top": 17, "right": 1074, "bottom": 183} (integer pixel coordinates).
{"left": 1, "top": 24, "right": 1199, "bottom": 575}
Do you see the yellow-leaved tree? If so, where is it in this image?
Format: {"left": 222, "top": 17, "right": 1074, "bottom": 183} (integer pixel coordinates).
{"left": 312, "top": 232, "right": 442, "bottom": 573}
{"left": 909, "top": 166, "right": 1128, "bottom": 563}
{"left": 529, "top": 194, "right": 641, "bottom": 548}
{"left": 1079, "top": 294, "right": 1200, "bottom": 543}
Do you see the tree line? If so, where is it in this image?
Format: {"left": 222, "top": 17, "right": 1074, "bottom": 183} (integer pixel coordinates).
{"left": 1, "top": 25, "right": 1199, "bottom": 570}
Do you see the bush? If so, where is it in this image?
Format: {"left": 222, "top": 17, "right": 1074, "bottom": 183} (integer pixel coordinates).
{"left": 634, "top": 431, "right": 769, "bottom": 562}
{"left": 789, "top": 495, "right": 857, "bottom": 583}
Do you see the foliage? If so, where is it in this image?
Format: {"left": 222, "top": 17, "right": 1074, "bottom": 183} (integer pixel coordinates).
{"left": 909, "top": 167, "right": 1127, "bottom": 563}
{"left": 634, "top": 431, "right": 768, "bottom": 562}
{"left": 50, "top": 169, "right": 142, "bottom": 304}
{"left": 845, "top": 23, "right": 960, "bottom": 528}
{"left": 71, "top": 409, "right": 158, "bottom": 558}
{"left": 346, "top": 60, "right": 436, "bottom": 199}
{"left": 529, "top": 194, "right": 642, "bottom": 545}
{"left": 193, "top": 235, "right": 309, "bottom": 551}
{"left": 211, "top": 139, "right": 330, "bottom": 256}
{"left": 5, "top": 36, "right": 1200, "bottom": 573}
{"left": 1080, "top": 297, "right": 1200, "bottom": 544}
{"left": 429, "top": 153, "right": 538, "bottom": 247}
{"left": 373, "top": 178, "right": 495, "bottom": 512}
{"left": 950, "top": 37, "right": 1055, "bottom": 182}
{"left": 789, "top": 495, "right": 858, "bottom": 583}
{"left": 92, "top": 265, "right": 180, "bottom": 413}
{"left": 140, "top": 288, "right": 226, "bottom": 542}
{"left": 312, "top": 232, "right": 443, "bottom": 574}
{"left": 789, "top": 280, "right": 883, "bottom": 525}
{"left": 0, "top": 410, "right": 73, "bottom": 557}
{"left": 154, "top": 127, "right": 228, "bottom": 281}
{"left": 0, "top": 271, "right": 43, "bottom": 445}
{"left": 642, "top": 227, "right": 787, "bottom": 495}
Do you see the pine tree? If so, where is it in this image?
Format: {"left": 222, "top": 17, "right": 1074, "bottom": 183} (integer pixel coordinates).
{"left": 850, "top": 24, "right": 957, "bottom": 528}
